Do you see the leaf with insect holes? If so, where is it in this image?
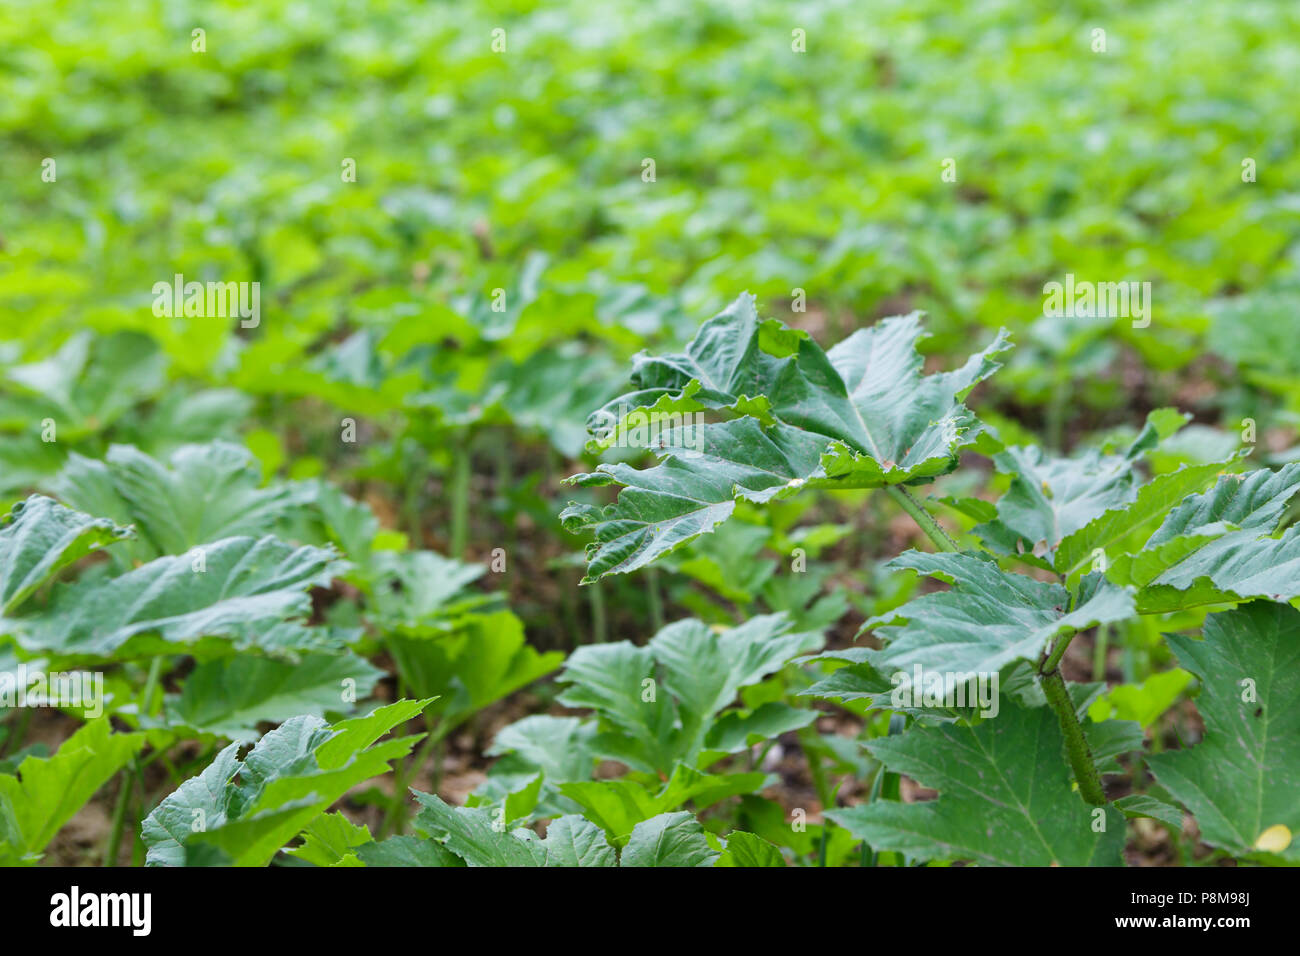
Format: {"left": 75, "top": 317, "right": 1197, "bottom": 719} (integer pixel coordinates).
{"left": 142, "top": 699, "right": 432, "bottom": 867}
{"left": 8, "top": 536, "right": 343, "bottom": 662}
{"left": 563, "top": 295, "right": 1011, "bottom": 581}
{"left": 0, "top": 496, "right": 131, "bottom": 614}
{"left": 1147, "top": 602, "right": 1300, "bottom": 863}
{"left": 827, "top": 701, "right": 1127, "bottom": 866}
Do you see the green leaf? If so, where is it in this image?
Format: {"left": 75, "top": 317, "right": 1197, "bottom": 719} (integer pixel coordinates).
{"left": 486, "top": 715, "right": 599, "bottom": 784}
{"left": 0, "top": 495, "right": 131, "bottom": 614}
{"left": 165, "top": 651, "right": 384, "bottom": 741}
{"left": 554, "top": 613, "right": 821, "bottom": 774}
{"left": 387, "top": 609, "right": 562, "bottom": 732}
{"left": 558, "top": 765, "right": 769, "bottom": 844}
{"left": 1053, "top": 460, "right": 1231, "bottom": 581}
{"left": 564, "top": 296, "right": 1011, "bottom": 581}
{"left": 10, "top": 536, "right": 341, "bottom": 661}
{"left": 1147, "top": 602, "right": 1300, "bottom": 863}
{"left": 356, "top": 835, "right": 464, "bottom": 867}
{"left": 827, "top": 702, "right": 1126, "bottom": 866}
{"left": 974, "top": 410, "right": 1186, "bottom": 559}
{"left": 1086, "top": 669, "right": 1193, "bottom": 728}
{"left": 52, "top": 442, "right": 308, "bottom": 559}
{"left": 411, "top": 795, "right": 548, "bottom": 867}
{"left": 0, "top": 718, "right": 144, "bottom": 864}
{"left": 620, "top": 811, "right": 719, "bottom": 867}
{"left": 285, "top": 812, "right": 372, "bottom": 867}
{"left": 717, "top": 830, "right": 787, "bottom": 867}
{"left": 407, "top": 792, "right": 718, "bottom": 867}
{"left": 856, "top": 552, "right": 1133, "bottom": 695}
{"left": 1115, "top": 466, "right": 1300, "bottom": 611}
{"left": 142, "top": 699, "right": 431, "bottom": 867}
{"left": 1114, "top": 795, "right": 1184, "bottom": 831}
{"left": 410, "top": 792, "right": 616, "bottom": 867}
{"left": 538, "top": 814, "right": 619, "bottom": 867}
{"left": 365, "top": 550, "right": 490, "bottom": 632}
{"left": 705, "top": 702, "right": 818, "bottom": 754}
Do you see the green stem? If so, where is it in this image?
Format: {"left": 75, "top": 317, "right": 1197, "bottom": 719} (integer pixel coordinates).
{"left": 1039, "top": 664, "right": 1106, "bottom": 806}
{"left": 138, "top": 657, "right": 163, "bottom": 718}
{"left": 384, "top": 717, "right": 451, "bottom": 837}
{"left": 588, "top": 580, "right": 607, "bottom": 643}
{"left": 450, "top": 439, "right": 471, "bottom": 560}
{"left": 645, "top": 566, "right": 664, "bottom": 632}
{"left": 403, "top": 444, "right": 427, "bottom": 543}
{"left": 104, "top": 766, "right": 134, "bottom": 866}
{"left": 885, "top": 486, "right": 960, "bottom": 552}
{"left": 1092, "top": 624, "right": 1110, "bottom": 682}
{"left": 800, "top": 725, "right": 833, "bottom": 866}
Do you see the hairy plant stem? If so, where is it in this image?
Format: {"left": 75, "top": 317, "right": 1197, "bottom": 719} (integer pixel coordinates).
{"left": 1039, "top": 641, "right": 1107, "bottom": 806}
{"left": 885, "top": 486, "right": 959, "bottom": 552}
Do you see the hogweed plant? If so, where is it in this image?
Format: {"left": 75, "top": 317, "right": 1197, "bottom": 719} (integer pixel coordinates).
{"left": 562, "top": 294, "right": 1300, "bottom": 866}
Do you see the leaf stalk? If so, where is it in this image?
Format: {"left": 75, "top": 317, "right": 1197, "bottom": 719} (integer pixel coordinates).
{"left": 885, "top": 486, "right": 960, "bottom": 553}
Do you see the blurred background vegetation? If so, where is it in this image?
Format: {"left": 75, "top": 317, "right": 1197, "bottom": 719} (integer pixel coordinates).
{"left": 2, "top": 0, "right": 1299, "bottom": 648}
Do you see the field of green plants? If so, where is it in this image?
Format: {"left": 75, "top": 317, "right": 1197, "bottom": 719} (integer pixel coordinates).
{"left": 2, "top": 0, "right": 1299, "bottom": 872}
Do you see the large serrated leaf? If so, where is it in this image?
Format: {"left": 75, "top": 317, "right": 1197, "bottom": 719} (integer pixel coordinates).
{"left": 827, "top": 702, "right": 1127, "bottom": 865}
{"left": 1053, "top": 459, "right": 1232, "bottom": 581}
{"left": 1147, "top": 602, "right": 1300, "bottom": 863}
{"left": 553, "top": 613, "right": 821, "bottom": 774}
{"left": 564, "top": 295, "right": 1010, "bottom": 581}
{"left": 849, "top": 551, "right": 1133, "bottom": 694}
{"left": 407, "top": 792, "right": 716, "bottom": 867}
{"left": 9, "top": 536, "right": 341, "bottom": 661}
{"left": 52, "top": 442, "right": 308, "bottom": 561}
{"left": 1115, "top": 465, "right": 1300, "bottom": 611}
{"left": 142, "top": 698, "right": 431, "bottom": 866}
{"left": 974, "top": 410, "right": 1187, "bottom": 560}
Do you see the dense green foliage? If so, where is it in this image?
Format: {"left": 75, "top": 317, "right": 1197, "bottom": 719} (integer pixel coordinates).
{"left": 1, "top": 0, "right": 1297, "bottom": 867}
